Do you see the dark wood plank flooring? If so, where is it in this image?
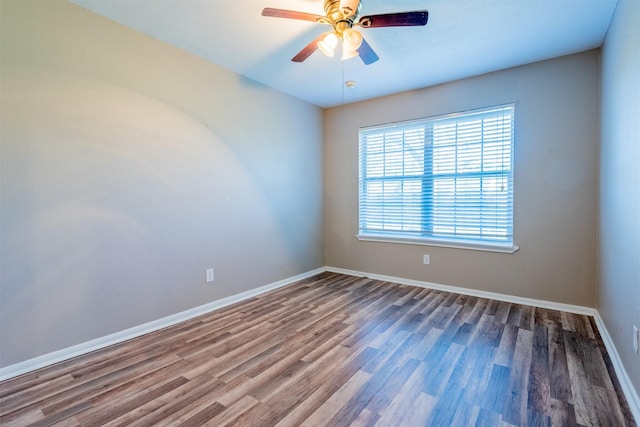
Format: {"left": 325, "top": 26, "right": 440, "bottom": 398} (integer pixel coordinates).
{"left": 0, "top": 272, "right": 636, "bottom": 426}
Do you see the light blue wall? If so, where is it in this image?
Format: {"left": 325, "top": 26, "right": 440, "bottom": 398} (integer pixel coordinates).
{"left": 599, "top": 0, "right": 640, "bottom": 399}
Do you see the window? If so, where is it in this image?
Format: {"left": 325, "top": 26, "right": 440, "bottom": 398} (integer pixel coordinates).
{"left": 358, "top": 104, "right": 516, "bottom": 252}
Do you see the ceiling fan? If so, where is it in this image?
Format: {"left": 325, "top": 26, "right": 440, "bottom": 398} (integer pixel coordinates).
{"left": 262, "top": 0, "right": 428, "bottom": 65}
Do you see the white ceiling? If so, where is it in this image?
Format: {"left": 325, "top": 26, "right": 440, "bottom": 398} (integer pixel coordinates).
{"left": 71, "top": 0, "right": 617, "bottom": 108}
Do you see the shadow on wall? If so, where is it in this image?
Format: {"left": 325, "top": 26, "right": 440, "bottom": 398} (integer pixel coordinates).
{"left": 0, "top": 64, "right": 314, "bottom": 365}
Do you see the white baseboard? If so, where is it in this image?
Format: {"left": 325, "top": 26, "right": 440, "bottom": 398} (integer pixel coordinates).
{"left": 0, "top": 267, "right": 325, "bottom": 382}
{"left": 326, "top": 266, "right": 639, "bottom": 424}
{"left": 2, "top": 265, "right": 638, "bottom": 425}
{"left": 593, "top": 313, "right": 640, "bottom": 423}
{"left": 326, "top": 266, "right": 597, "bottom": 315}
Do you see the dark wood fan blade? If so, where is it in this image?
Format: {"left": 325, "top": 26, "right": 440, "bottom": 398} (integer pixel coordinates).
{"left": 358, "top": 11, "right": 428, "bottom": 28}
{"left": 291, "top": 34, "right": 325, "bottom": 63}
{"left": 262, "top": 8, "right": 325, "bottom": 23}
{"left": 357, "top": 37, "right": 379, "bottom": 65}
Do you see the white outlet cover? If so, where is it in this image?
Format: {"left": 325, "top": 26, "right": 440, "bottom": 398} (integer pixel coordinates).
{"left": 423, "top": 255, "right": 430, "bottom": 265}
{"left": 634, "top": 325, "right": 639, "bottom": 355}
{"left": 206, "top": 268, "right": 215, "bottom": 283}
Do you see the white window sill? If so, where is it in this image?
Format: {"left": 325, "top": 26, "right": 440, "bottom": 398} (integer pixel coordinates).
{"left": 356, "top": 234, "right": 519, "bottom": 254}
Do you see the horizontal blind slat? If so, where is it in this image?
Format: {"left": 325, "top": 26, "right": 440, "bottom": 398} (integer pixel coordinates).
{"left": 359, "top": 104, "right": 515, "bottom": 244}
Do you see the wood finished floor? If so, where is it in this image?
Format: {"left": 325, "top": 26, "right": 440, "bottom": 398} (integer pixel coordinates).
{"left": 0, "top": 272, "right": 635, "bottom": 427}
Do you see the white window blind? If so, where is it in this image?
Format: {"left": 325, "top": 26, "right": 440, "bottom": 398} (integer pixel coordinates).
{"left": 358, "top": 104, "right": 515, "bottom": 250}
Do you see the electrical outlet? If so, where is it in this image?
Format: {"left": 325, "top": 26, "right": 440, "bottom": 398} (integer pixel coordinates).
{"left": 206, "top": 268, "right": 215, "bottom": 283}
{"left": 633, "top": 325, "right": 639, "bottom": 355}
{"left": 423, "top": 254, "right": 430, "bottom": 265}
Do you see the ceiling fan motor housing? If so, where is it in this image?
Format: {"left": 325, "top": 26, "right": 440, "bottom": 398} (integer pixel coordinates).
{"left": 324, "top": 0, "right": 361, "bottom": 34}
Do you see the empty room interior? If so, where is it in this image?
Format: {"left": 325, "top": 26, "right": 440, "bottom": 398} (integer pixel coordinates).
{"left": 1, "top": 0, "right": 639, "bottom": 425}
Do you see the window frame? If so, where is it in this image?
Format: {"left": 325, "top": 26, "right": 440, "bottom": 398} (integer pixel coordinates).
{"left": 357, "top": 104, "right": 518, "bottom": 253}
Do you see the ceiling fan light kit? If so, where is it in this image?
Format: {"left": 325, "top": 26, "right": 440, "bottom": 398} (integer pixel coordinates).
{"left": 262, "top": 0, "right": 428, "bottom": 65}
{"left": 342, "top": 28, "right": 363, "bottom": 51}
{"left": 341, "top": 48, "right": 359, "bottom": 60}
{"left": 318, "top": 32, "right": 339, "bottom": 57}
